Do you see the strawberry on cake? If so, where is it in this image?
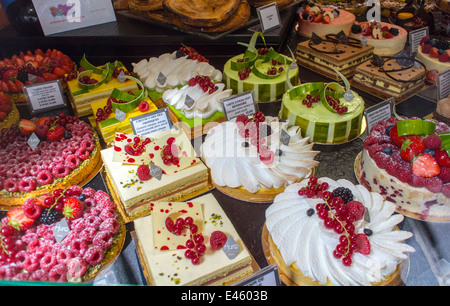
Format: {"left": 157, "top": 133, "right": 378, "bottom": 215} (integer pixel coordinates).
{"left": 359, "top": 116, "right": 450, "bottom": 221}
{"left": 0, "top": 186, "right": 125, "bottom": 282}
{"left": 0, "top": 113, "right": 101, "bottom": 207}
{"left": 416, "top": 36, "right": 450, "bottom": 74}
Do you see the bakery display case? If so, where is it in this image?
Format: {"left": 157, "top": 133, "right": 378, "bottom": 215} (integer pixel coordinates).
{"left": 0, "top": 0, "right": 449, "bottom": 288}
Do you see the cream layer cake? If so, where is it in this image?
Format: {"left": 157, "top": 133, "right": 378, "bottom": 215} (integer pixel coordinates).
{"left": 351, "top": 56, "right": 426, "bottom": 103}
{"left": 90, "top": 96, "right": 158, "bottom": 145}
{"left": 133, "top": 193, "right": 254, "bottom": 286}
{"left": 296, "top": 32, "right": 374, "bottom": 79}
{"left": 201, "top": 113, "right": 319, "bottom": 197}
{"left": 280, "top": 80, "right": 365, "bottom": 144}
{"left": 360, "top": 117, "right": 450, "bottom": 221}
{"left": 223, "top": 32, "right": 299, "bottom": 103}
{"left": 67, "top": 62, "right": 138, "bottom": 117}
{"left": 349, "top": 21, "right": 407, "bottom": 56}
{"left": 101, "top": 129, "right": 209, "bottom": 217}
{"left": 162, "top": 76, "right": 231, "bottom": 139}
{"left": 297, "top": 6, "right": 356, "bottom": 38}
{"left": 265, "top": 176, "right": 415, "bottom": 286}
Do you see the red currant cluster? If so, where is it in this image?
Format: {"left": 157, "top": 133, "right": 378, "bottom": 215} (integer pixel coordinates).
{"left": 301, "top": 94, "right": 321, "bottom": 108}
{"left": 165, "top": 216, "right": 199, "bottom": 236}
{"left": 188, "top": 75, "right": 217, "bottom": 94}
{"left": 95, "top": 97, "right": 114, "bottom": 123}
{"left": 179, "top": 46, "right": 209, "bottom": 63}
{"left": 258, "top": 47, "right": 270, "bottom": 56}
{"left": 111, "top": 67, "right": 131, "bottom": 79}
{"left": 236, "top": 112, "right": 275, "bottom": 165}
{"left": 298, "top": 176, "right": 330, "bottom": 198}
{"left": 161, "top": 137, "right": 179, "bottom": 166}
{"left": 184, "top": 233, "right": 206, "bottom": 265}
{"left": 124, "top": 137, "right": 152, "bottom": 156}
{"left": 79, "top": 75, "right": 98, "bottom": 85}
{"left": 238, "top": 67, "right": 252, "bottom": 80}
{"left": 266, "top": 66, "right": 284, "bottom": 75}
{"left": 325, "top": 95, "right": 348, "bottom": 114}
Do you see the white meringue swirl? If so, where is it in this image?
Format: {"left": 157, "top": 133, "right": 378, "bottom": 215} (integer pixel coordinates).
{"left": 265, "top": 177, "right": 415, "bottom": 286}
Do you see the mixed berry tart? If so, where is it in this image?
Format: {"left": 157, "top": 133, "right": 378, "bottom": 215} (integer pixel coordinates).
{"left": 0, "top": 113, "right": 101, "bottom": 207}
{"left": 360, "top": 116, "right": 450, "bottom": 221}
{"left": 0, "top": 186, "right": 125, "bottom": 282}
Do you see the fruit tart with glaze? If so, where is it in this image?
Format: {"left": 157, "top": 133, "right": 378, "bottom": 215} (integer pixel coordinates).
{"left": 0, "top": 113, "right": 101, "bottom": 207}
{"left": 0, "top": 186, "right": 125, "bottom": 282}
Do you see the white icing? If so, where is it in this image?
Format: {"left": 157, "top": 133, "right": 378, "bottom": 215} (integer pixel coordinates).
{"left": 200, "top": 117, "right": 319, "bottom": 193}
{"left": 265, "top": 178, "right": 415, "bottom": 286}
{"left": 132, "top": 51, "right": 222, "bottom": 93}
{"left": 162, "top": 83, "right": 232, "bottom": 119}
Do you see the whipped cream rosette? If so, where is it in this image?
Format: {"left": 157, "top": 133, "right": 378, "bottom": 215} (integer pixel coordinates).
{"left": 200, "top": 112, "right": 319, "bottom": 201}
{"left": 265, "top": 177, "right": 415, "bottom": 286}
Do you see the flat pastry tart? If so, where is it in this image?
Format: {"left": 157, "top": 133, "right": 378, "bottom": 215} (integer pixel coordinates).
{"left": 163, "top": 0, "right": 241, "bottom": 28}
{"left": 0, "top": 114, "right": 101, "bottom": 208}
{"left": 0, "top": 186, "right": 125, "bottom": 283}
{"left": 201, "top": 112, "right": 319, "bottom": 202}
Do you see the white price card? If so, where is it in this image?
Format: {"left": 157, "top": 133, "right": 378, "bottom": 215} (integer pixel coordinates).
{"left": 437, "top": 70, "right": 450, "bottom": 101}
{"left": 24, "top": 79, "right": 67, "bottom": 114}
{"left": 364, "top": 97, "right": 394, "bottom": 133}
{"left": 256, "top": 2, "right": 281, "bottom": 33}
{"left": 129, "top": 108, "right": 173, "bottom": 136}
{"left": 233, "top": 263, "right": 281, "bottom": 286}
{"left": 409, "top": 27, "right": 429, "bottom": 56}
{"left": 222, "top": 91, "right": 258, "bottom": 121}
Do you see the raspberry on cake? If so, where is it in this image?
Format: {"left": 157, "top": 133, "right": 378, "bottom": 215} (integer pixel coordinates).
{"left": 359, "top": 116, "right": 450, "bottom": 221}
{"left": 416, "top": 37, "right": 450, "bottom": 74}
{"left": 0, "top": 113, "right": 102, "bottom": 207}
{"left": 265, "top": 177, "right": 415, "bottom": 286}
{"left": 0, "top": 186, "right": 124, "bottom": 282}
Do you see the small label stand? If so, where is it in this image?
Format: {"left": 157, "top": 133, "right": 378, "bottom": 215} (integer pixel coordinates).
{"left": 24, "top": 79, "right": 68, "bottom": 115}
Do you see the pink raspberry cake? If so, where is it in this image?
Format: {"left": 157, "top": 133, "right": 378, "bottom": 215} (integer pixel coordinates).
{"left": 359, "top": 116, "right": 450, "bottom": 221}
{"left": 0, "top": 113, "right": 101, "bottom": 207}
{"left": 0, "top": 186, "right": 125, "bottom": 282}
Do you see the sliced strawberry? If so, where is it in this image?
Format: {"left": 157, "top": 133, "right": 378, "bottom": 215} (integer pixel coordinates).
{"left": 14, "top": 79, "right": 25, "bottom": 92}
{"left": 0, "top": 80, "right": 9, "bottom": 93}
{"left": 6, "top": 208, "right": 34, "bottom": 231}
{"left": 430, "top": 47, "right": 439, "bottom": 58}
{"left": 323, "top": 14, "right": 331, "bottom": 24}
{"left": 19, "top": 119, "right": 37, "bottom": 136}
{"left": 42, "top": 72, "right": 58, "bottom": 81}
{"left": 400, "top": 135, "right": 425, "bottom": 162}
{"left": 6, "top": 80, "right": 18, "bottom": 93}
{"left": 2, "top": 68, "right": 18, "bottom": 82}
{"left": 53, "top": 67, "right": 66, "bottom": 78}
{"left": 412, "top": 154, "right": 441, "bottom": 178}
{"left": 355, "top": 233, "right": 371, "bottom": 255}
{"left": 313, "top": 14, "right": 323, "bottom": 23}
{"left": 383, "top": 31, "right": 394, "bottom": 38}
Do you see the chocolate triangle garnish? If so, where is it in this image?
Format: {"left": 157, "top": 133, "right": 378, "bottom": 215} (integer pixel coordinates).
{"left": 335, "top": 30, "right": 349, "bottom": 44}
{"left": 371, "top": 54, "right": 385, "bottom": 67}
{"left": 310, "top": 32, "right": 323, "bottom": 45}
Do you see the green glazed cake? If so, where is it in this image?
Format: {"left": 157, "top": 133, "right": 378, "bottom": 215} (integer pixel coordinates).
{"left": 223, "top": 32, "right": 299, "bottom": 103}
{"left": 280, "top": 81, "right": 365, "bottom": 144}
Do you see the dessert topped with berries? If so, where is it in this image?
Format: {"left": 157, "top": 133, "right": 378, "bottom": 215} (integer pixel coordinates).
{"left": 0, "top": 186, "right": 124, "bottom": 282}
{"left": 297, "top": 5, "right": 356, "bottom": 38}
{"left": 0, "top": 113, "right": 101, "bottom": 207}
{"left": 360, "top": 116, "right": 450, "bottom": 221}
{"left": 133, "top": 193, "right": 253, "bottom": 285}
{"left": 416, "top": 36, "right": 450, "bottom": 74}
{"left": 265, "top": 176, "right": 415, "bottom": 286}
{"left": 350, "top": 21, "right": 407, "bottom": 56}
{"left": 0, "top": 92, "right": 19, "bottom": 132}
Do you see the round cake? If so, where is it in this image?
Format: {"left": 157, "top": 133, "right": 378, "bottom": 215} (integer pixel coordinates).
{"left": 434, "top": 94, "right": 450, "bottom": 126}
{"left": 360, "top": 116, "right": 450, "bottom": 221}
{"left": 0, "top": 185, "right": 125, "bottom": 282}
{"left": 280, "top": 81, "right": 365, "bottom": 144}
{"left": 416, "top": 37, "right": 450, "bottom": 74}
{"left": 200, "top": 112, "right": 319, "bottom": 201}
{"left": 349, "top": 21, "right": 407, "bottom": 56}
{"left": 265, "top": 176, "right": 415, "bottom": 286}
{"left": 0, "top": 113, "right": 101, "bottom": 207}
{"left": 0, "top": 92, "right": 19, "bottom": 131}
{"left": 223, "top": 33, "right": 299, "bottom": 103}
{"left": 297, "top": 5, "right": 356, "bottom": 38}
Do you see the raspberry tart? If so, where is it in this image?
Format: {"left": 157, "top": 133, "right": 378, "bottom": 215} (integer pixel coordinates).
{"left": 133, "top": 193, "right": 253, "bottom": 286}
{"left": 359, "top": 116, "right": 450, "bottom": 221}
{"left": 200, "top": 112, "right": 319, "bottom": 202}
{"left": 0, "top": 186, "right": 125, "bottom": 282}
{"left": 264, "top": 176, "right": 415, "bottom": 286}
{"left": 0, "top": 113, "right": 102, "bottom": 207}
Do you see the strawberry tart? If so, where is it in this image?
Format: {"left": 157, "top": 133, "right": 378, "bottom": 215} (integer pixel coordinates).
{"left": 0, "top": 92, "right": 19, "bottom": 132}
{"left": 0, "top": 49, "right": 74, "bottom": 104}
{"left": 0, "top": 186, "right": 125, "bottom": 282}
{"left": 265, "top": 176, "right": 415, "bottom": 286}
{"left": 416, "top": 36, "right": 450, "bottom": 74}
{"left": 297, "top": 5, "right": 356, "bottom": 38}
{"left": 359, "top": 116, "right": 450, "bottom": 221}
{"left": 0, "top": 113, "right": 101, "bottom": 207}
{"left": 200, "top": 112, "right": 319, "bottom": 202}
{"left": 349, "top": 21, "right": 407, "bottom": 56}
